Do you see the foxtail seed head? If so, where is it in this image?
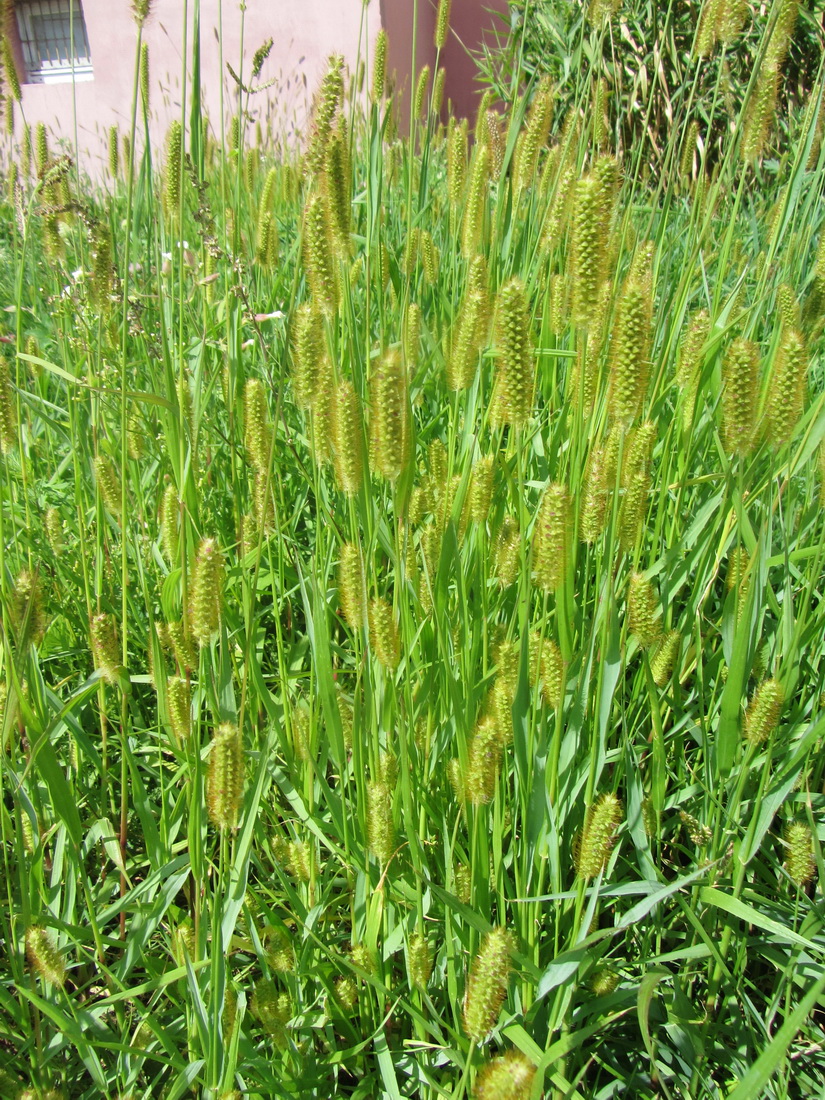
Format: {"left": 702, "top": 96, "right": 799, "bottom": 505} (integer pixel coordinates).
{"left": 491, "top": 278, "right": 534, "bottom": 427}
{"left": 744, "top": 678, "right": 784, "bottom": 745}
{"left": 371, "top": 28, "right": 387, "bottom": 102}
{"left": 332, "top": 379, "right": 364, "bottom": 495}
{"left": 370, "top": 350, "right": 409, "bottom": 482}
{"left": 571, "top": 176, "right": 605, "bottom": 327}
{"left": 139, "top": 41, "right": 150, "bottom": 113}
{"left": 244, "top": 378, "right": 272, "bottom": 470}
{"left": 1, "top": 36, "right": 21, "bottom": 103}
{"left": 475, "top": 1050, "right": 536, "bottom": 1100}
{"left": 207, "top": 723, "right": 244, "bottom": 830}
{"left": 291, "top": 301, "right": 324, "bottom": 410}
{"left": 367, "top": 779, "right": 395, "bottom": 864}
{"left": 677, "top": 310, "right": 710, "bottom": 431}
{"left": 11, "top": 569, "right": 47, "bottom": 648}
{"left": 166, "top": 676, "right": 191, "bottom": 746}
{"left": 447, "top": 290, "right": 485, "bottom": 391}
{"left": 628, "top": 572, "right": 661, "bottom": 649}
{"left": 252, "top": 980, "right": 291, "bottom": 1048}
{"left": 160, "top": 484, "right": 179, "bottom": 565}
{"left": 493, "top": 515, "right": 520, "bottom": 587}
{"left": 462, "top": 145, "right": 490, "bottom": 259}
{"left": 743, "top": 65, "right": 780, "bottom": 163}
{"left": 414, "top": 65, "right": 431, "bottom": 120}
{"left": 435, "top": 0, "right": 452, "bottom": 49}
{"left": 463, "top": 927, "right": 515, "bottom": 1042}
{"left": 324, "top": 126, "right": 351, "bottom": 249}
{"left": 765, "top": 326, "right": 807, "bottom": 448}
{"left": 163, "top": 121, "right": 183, "bottom": 216}
{"left": 25, "top": 926, "right": 65, "bottom": 987}
{"left": 448, "top": 119, "right": 468, "bottom": 213}
{"left": 91, "top": 613, "right": 120, "bottom": 684}
{"left": 576, "top": 793, "right": 622, "bottom": 879}
{"left": 466, "top": 719, "right": 502, "bottom": 806}
{"left": 469, "top": 455, "right": 495, "bottom": 525}
{"left": 784, "top": 821, "right": 815, "bottom": 887}
{"left": 721, "top": 337, "right": 759, "bottom": 457}
{"left": 94, "top": 454, "right": 122, "bottom": 517}
{"left": 190, "top": 537, "right": 223, "bottom": 645}
{"left": 302, "top": 193, "right": 337, "bottom": 314}
{"left": 408, "top": 931, "right": 432, "bottom": 989}
{"left": 404, "top": 301, "right": 421, "bottom": 368}
{"left": 369, "top": 596, "right": 400, "bottom": 669}
{"left": 650, "top": 630, "right": 680, "bottom": 687}
{"left": 433, "top": 66, "right": 446, "bottom": 116}
{"left": 532, "top": 483, "right": 571, "bottom": 592}
{"left": 609, "top": 275, "right": 652, "bottom": 425}
{"left": 581, "top": 445, "right": 609, "bottom": 543}
{"left": 306, "top": 54, "right": 344, "bottom": 176}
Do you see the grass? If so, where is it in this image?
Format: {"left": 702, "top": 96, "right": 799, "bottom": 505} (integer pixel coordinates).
{"left": 1, "top": 1, "right": 825, "bottom": 1097}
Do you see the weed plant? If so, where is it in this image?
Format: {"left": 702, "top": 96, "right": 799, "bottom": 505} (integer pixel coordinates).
{"left": 1, "top": 1, "right": 825, "bottom": 1097}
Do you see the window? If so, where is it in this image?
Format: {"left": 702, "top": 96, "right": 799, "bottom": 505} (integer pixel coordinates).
{"left": 14, "top": 0, "right": 93, "bottom": 84}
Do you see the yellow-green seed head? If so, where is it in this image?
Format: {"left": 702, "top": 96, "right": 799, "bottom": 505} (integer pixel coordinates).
{"left": 677, "top": 310, "right": 710, "bottom": 431}
{"left": 650, "top": 630, "right": 680, "bottom": 687}
{"left": 571, "top": 176, "right": 605, "bottom": 327}
{"left": 11, "top": 569, "right": 47, "bottom": 648}
{"left": 302, "top": 193, "right": 337, "bottom": 314}
{"left": 338, "top": 543, "right": 365, "bottom": 630}
{"left": 435, "top": 0, "right": 452, "bottom": 49}
{"left": 306, "top": 54, "right": 344, "bottom": 176}
{"left": 2, "top": 37, "right": 21, "bottom": 103}
{"left": 721, "top": 337, "right": 759, "bottom": 457}
{"left": 609, "top": 275, "right": 652, "bottom": 425}
{"left": 448, "top": 120, "right": 468, "bottom": 213}
{"left": 475, "top": 1049, "right": 536, "bottom": 1100}
{"left": 485, "top": 109, "right": 505, "bottom": 180}
{"left": 532, "top": 483, "right": 571, "bottom": 591}
{"left": 94, "top": 454, "right": 122, "bottom": 517}
{"left": 190, "top": 537, "right": 223, "bottom": 645}
{"left": 784, "top": 821, "right": 815, "bottom": 886}
{"left": 369, "top": 596, "right": 400, "bottom": 669}
{"left": 372, "top": 28, "right": 387, "bottom": 102}
{"left": 207, "top": 722, "right": 244, "bottom": 830}
{"left": 589, "top": 966, "right": 620, "bottom": 997}
{"left": 463, "top": 927, "right": 515, "bottom": 1042}
{"left": 448, "top": 290, "right": 486, "bottom": 391}
{"left": 408, "top": 931, "right": 432, "bottom": 989}
{"left": 469, "top": 455, "right": 495, "bottom": 525}
{"left": 324, "top": 126, "right": 351, "bottom": 249}
{"left": 367, "top": 779, "right": 395, "bottom": 864}
{"left": 35, "top": 122, "right": 49, "bottom": 177}
{"left": 776, "top": 283, "right": 801, "bottom": 330}
{"left": 744, "top": 678, "right": 784, "bottom": 745}
{"left": 91, "top": 612, "right": 120, "bottom": 684}
{"left": 581, "top": 444, "right": 610, "bottom": 543}
{"left": 414, "top": 65, "right": 430, "bottom": 120}
{"left": 45, "top": 507, "right": 64, "bottom": 555}
{"left": 166, "top": 675, "right": 191, "bottom": 746}
{"left": 494, "top": 515, "right": 520, "bottom": 587}
{"left": 244, "top": 378, "right": 272, "bottom": 470}
{"left": 166, "top": 619, "right": 197, "bottom": 673}
{"left": 252, "top": 979, "right": 291, "bottom": 1047}
{"left": 370, "top": 350, "right": 409, "bottom": 482}
{"left": 25, "top": 926, "right": 65, "bottom": 987}
{"left": 466, "top": 719, "right": 502, "bottom": 806}
{"left": 765, "top": 326, "right": 807, "bottom": 448}
{"left": 164, "top": 120, "right": 183, "bottom": 216}
{"left": 576, "top": 792, "right": 622, "bottom": 879}
{"left": 680, "top": 810, "right": 712, "bottom": 845}
{"left": 743, "top": 65, "right": 780, "bottom": 163}
{"left": 628, "top": 572, "right": 661, "bottom": 649}
{"left": 420, "top": 229, "right": 439, "bottom": 284}
{"left": 332, "top": 379, "right": 364, "bottom": 495}
{"left": 160, "top": 484, "right": 179, "bottom": 564}
{"left": 139, "top": 40, "right": 150, "bottom": 113}
{"left": 291, "top": 301, "right": 324, "bottom": 410}
{"left": 405, "top": 301, "right": 421, "bottom": 368}
{"left": 433, "top": 66, "right": 446, "bottom": 116}
{"left": 491, "top": 278, "right": 534, "bottom": 427}
{"left": 462, "top": 145, "right": 490, "bottom": 258}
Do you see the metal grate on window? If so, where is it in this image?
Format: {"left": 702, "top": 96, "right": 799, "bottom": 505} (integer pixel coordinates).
{"left": 15, "top": 0, "right": 93, "bottom": 82}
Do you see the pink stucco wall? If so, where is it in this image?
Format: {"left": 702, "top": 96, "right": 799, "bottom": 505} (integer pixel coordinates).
{"left": 9, "top": 0, "right": 509, "bottom": 178}
{"left": 13, "top": 0, "right": 380, "bottom": 178}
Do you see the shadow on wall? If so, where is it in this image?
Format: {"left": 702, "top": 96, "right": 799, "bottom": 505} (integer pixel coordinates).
{"left": 381, "top": 0, "right": 510, "bottom": 129}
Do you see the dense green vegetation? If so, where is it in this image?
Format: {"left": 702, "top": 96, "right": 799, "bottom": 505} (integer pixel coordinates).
{"left": 1, "top": 1, "right": 825, "bottom": 1097}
